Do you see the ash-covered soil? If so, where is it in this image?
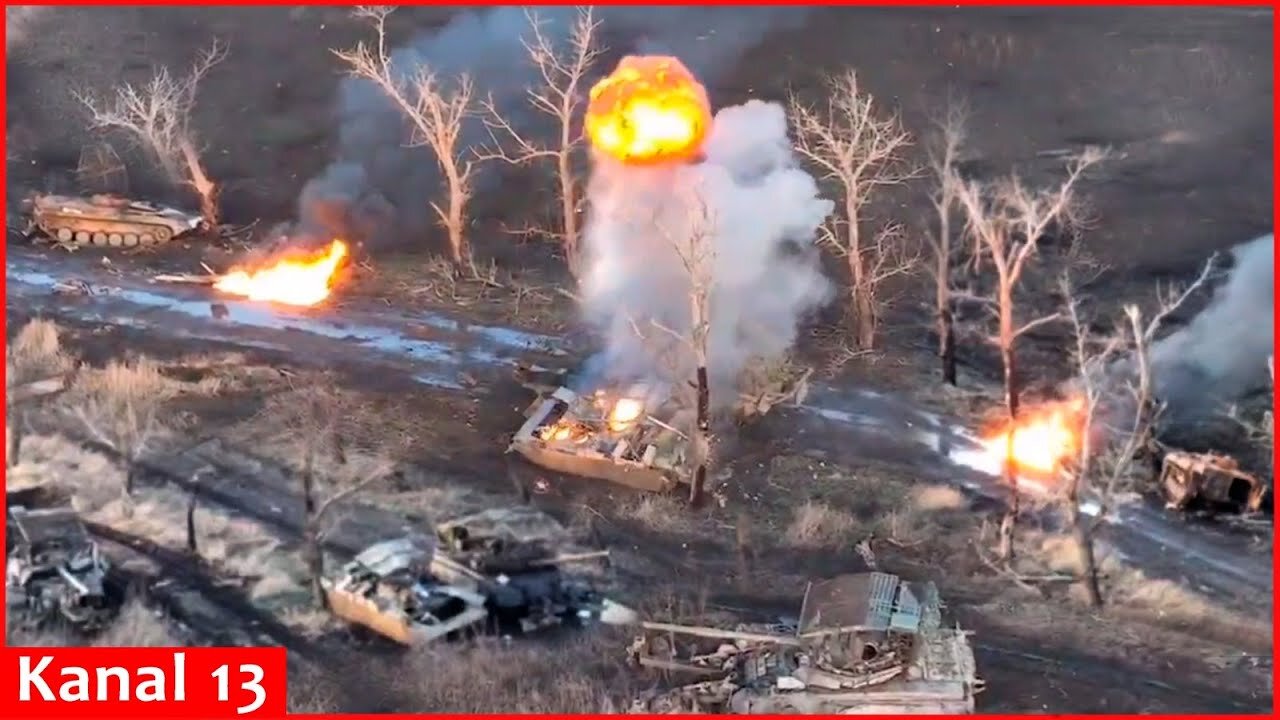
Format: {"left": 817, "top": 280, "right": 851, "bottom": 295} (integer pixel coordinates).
{"left": 5, "top": 5, "right": 1273, "bottom": 714}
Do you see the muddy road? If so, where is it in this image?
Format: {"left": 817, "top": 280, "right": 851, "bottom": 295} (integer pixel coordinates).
{"left": 8, "top": 244, "right": 1271, "bottom": 607}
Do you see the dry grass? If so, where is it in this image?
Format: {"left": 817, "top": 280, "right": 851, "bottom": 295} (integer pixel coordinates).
{"left": 626, "top": 493, "right": 696, "bottom": 535}
{"left": 912, "top": 483, "right": 968, "bottom": 512}
{"left": 91, "top": 599, "right": 183, "bottom": 647}
{"left": 784, "top": 500, "right": 857, "bottom": 548}
{"left": 392, "top": 634, "right": 632, "bottom": 713}
{"left": 7, "top": 318, "right": 74, "bottom": 382}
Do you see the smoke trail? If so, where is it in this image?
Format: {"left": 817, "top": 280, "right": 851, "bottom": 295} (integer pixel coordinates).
{"left": 578, "top": 100, "right": 833, "bottom": 404}
{"left": 286, "top": 6, "right": 813, "bottom": 252}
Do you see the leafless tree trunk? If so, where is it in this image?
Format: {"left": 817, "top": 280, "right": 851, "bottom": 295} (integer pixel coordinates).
{"left": 790, "top": 70, "right": 916, "bottom": 349}
{"left": 77, "top": 41, "right": 226, "bottom": 228}
{"left": 70, "top": 358, "right": 176, "bottom": 499}
{"left": 481, "top": 7, "right": 602, "bottom": 278}
{"left": 337, "top": 7, "right": 483, "bottom": 274}
{"left": 954, "top": 148, "right": 1106, "bottom": 561}
{"left": 924, "top": 100, "right": 968, "bottom": 385}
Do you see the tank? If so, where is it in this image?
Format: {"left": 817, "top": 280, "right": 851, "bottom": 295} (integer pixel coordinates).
{"left": 1159, "top": 449, "right": 1267, "bottom": 514}
{"left": 324, "top": 509, "right": 638, "bottom": 645}
{"left": 6, "top": 505, "right": 120, "bottom": 631}
{"left": 628, "top": 572, "right": 984, "bottom": 714}
{"left": 28, "top": 193, "right": 206, "bottom": 247}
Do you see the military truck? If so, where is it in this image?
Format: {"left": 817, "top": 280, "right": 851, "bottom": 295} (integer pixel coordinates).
{"left": 6, "top": 505, "right": 120, "bottom": 630}
{"left": 628, "top": 572, "right": 983, "bottom": 714}
{"left": 1159, "top": 450, "right": 1268, "bottom": 514}
{"left": 27, "top": 193, "right": 206, "bottom": 247}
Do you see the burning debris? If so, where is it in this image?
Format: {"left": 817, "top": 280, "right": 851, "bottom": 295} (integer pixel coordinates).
{"left": 323, "top": 506, "right": 636, "bottom": 645}
{"left": 627, "top": 572, "right": 982, "bottom": 714}
{"left": 212, "top": 239, "right": 350, "bottom": 306}
{"left": 5, "top": 505, "right": 122, "bottom": 632}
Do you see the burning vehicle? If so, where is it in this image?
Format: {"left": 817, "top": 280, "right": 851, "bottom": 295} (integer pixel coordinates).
{"left": 26, "top": 193, "right": 206, "bottom": 246}
{"left": 1159, "top": 450, "right": 1268, "bottom": 514}
{"left": 628, "top": 572, "right": 982, "bottom": 714}
{"left": 324, "top": 506, "right": 637, "bottom": 645}
{"left": 5, "top": 505, "right": 120, "bottom": 631}
{"left": 509, "top": 363, "right": 811, "bottom": 493}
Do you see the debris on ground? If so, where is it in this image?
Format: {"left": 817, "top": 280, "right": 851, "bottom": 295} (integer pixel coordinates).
{"left": 324, "top": 506, "right": 637, "bottom": 645}
{"left": 627, "top": 572, "right": 983, "bottom": 714}
{"left": 6, "top": 504, "right": 122, "bottom": 631}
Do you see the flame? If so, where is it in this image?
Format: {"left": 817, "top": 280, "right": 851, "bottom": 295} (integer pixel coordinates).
{"left": 607, "top": 398, "right": 645, "bottom": 433}
{"left": 214, "top": 240, "right": 349, "bottom": 306}
{"left": 981, "top": 398, "right": 1086, "bottom": 476}
{"left": 539, "top": 420, "right": 591, "bottom": 444}
{"left": 584, "top": 55, "right": 712, "bottom": 165}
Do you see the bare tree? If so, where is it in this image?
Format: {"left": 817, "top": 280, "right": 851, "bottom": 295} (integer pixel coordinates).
{"left": 480, "top": 7, "right": 603, "bottom": 278}
{"left": 336, "top": 6, "right": 482, "bottom": 274}
{"left": 69, "top": 358, "right": 177, "bottom": 497}
{"left": 6, "top": 319, "right": 74, "bottom": 467}
{"left": 922, "top": 99, "right": 969, "bottom": 385}
{"left": 954, "top": 148, "right": 1105, "bottom": 560}
{"left": 631, "top": 192, "right": 717, "bottom": 506}
{"left": 77, "top": 40, "right": 226, "bottom": 228}
{"left": 790, "top": 70, "right": 916, "bottom": 349}
{"left": 261, "top": 382, "right": 395, "bottom": 607}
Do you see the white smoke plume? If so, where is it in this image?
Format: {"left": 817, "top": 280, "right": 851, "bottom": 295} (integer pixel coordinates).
{"left": 578, "top": 100, "right": 833, "bottom": 404}
{"left": 1151, "top": 233, "right": 1274, "bottom": 428}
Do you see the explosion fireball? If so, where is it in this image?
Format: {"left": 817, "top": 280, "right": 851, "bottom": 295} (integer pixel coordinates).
{"left": 981, "top": 398, "right": 1086, "bottom": 476}
{"left": 584, "top": 55, "right": 712, "bottom": 165}
{"left": 214, "top": 239, "right": 349, "bottom": 307}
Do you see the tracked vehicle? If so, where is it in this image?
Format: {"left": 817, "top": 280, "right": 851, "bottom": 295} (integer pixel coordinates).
{"left": 629, "top": 572, "right": 983, "bottom": 714}
{"left": 6, "top": 505, "right": 120, "bottom": 631}
{"left": 323, "top": 507, "right": 637, "bottom": 646}
{"left": 27, "top": 193, "right": 206, "bottom": 247}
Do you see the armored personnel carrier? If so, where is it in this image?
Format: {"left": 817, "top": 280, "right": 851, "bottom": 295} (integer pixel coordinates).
{"left": 6, "top": 505, "right": 120, "bottom": 630}
{"left": 27, "top": 193, "right": 206, "bottom": 247}
{"left": 324, "top": 507, "right": 637, "bottom": 645}
{"left": 628, "top": 572, "right": 983, "bottom": 714}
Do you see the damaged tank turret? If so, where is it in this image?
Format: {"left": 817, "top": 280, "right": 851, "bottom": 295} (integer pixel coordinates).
{"left": 628, "top": 572, "right": 983, "bottom": 714}
{"left": 27, "top": 193, "right": 206, "bottom": 247}
{"left": 6, "top": 505, "right": 120, "bottom": 631}
{"left": 323, "top": 507, "right": 637, "bottom": 645}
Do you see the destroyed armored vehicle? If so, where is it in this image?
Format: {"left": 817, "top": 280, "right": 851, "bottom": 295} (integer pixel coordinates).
{"left": 5, "top": 505, "right": 119, "bottom": 630}
{"left": 27, "top": 193, "right": 206, "bottom": 247}
{"left": 629, "top": 572, "right": 983, "bottom": 714}
{"left": 1160, "top": 450, "right": 1268, "bottom": 514}
{"left": 324, "top": 507, "right": 637, "bottom": 645}
{"left": 510, "top": 361, "right": 811, "bottom": 493}
{"left": 432, "top": 506, "right": 639, "bottom": 633}
{"left": 321, "top": 534, "right": 490, "bottom": 646}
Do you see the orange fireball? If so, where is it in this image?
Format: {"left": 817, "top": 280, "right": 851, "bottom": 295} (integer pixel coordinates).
{"left": 982, "top": 398, "right": 1086, "bottom": 476}
{"left": 214, "top": 239, "right": 349, "bottom": 307}
{"left": 585, "top": 55, "right": 712, "bottom": 165}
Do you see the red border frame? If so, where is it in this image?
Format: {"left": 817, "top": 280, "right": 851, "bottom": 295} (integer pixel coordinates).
{"left": 1, "top": 1, "right": 1275, "bottom": 718}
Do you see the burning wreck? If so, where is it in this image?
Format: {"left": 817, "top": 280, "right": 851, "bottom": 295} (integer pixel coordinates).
{"left": 1159, "top": 450, "right": 1267, "bottom": 514}
{"left": 628, "top": 572, "right": 982, "bottom": 714}
{"left": 323, "top": 506, "right": 637, "bottom": 645}
{"left": 5, "top": 505, "right": 121, "bottom": 631}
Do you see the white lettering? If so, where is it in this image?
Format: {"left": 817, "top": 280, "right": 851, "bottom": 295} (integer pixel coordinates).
{"left": 60, "top": 667, "right": 89, "bottom": 702}
{"left": 98, "top": 666, "right": 130, "bottom": 702}
{"left": 135, "top": 667, "right": 165, "bottom": 702}
{"left": 18, "top": 656, "right": 54, "bottom": 701}
{"left": 173, "top": 652, "right": 185, "bottom": 701}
